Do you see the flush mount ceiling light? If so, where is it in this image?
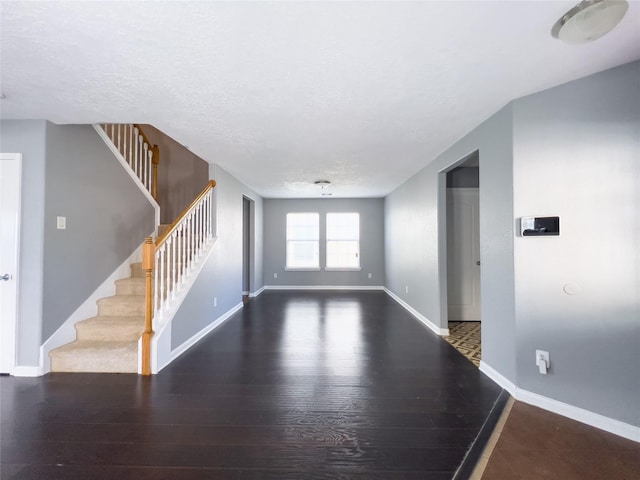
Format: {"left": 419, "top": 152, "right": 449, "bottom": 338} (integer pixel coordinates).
{"left": 552, "top": 0, "right": 629, "bottom": 44}
{"left": 314, "top": 180, "right": 332, "bottom": 196}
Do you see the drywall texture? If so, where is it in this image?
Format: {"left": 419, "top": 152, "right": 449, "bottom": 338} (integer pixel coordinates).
{"left": 0, "top": 120, "right": 47, "bottom": 366}
{"left": 512, "top": 61, "right": 640, "bottom": 426}
{"left": 140, "top": 124, "right": 209, "bottom": 224}
{"left": 171, "top": 164, "right": 264, "bottom": 349}
{"left": 42, "top": 124, "right": 155, "bottom": 340}
{"left": 385, "top": 105, "right": 516, "bottom": 381}
{"left": 263, "top": 198, "right": 385, "bottom": 287}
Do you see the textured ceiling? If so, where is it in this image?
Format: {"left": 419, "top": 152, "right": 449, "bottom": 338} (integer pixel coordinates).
{"left": 1, "top": 1, "right": 639, "bottom": 198}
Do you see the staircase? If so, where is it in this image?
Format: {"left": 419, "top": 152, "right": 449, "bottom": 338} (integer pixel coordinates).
{"left": 49, "top": 262, "right": 146, "bottom": 373}
{"left": 48, "top": 123, "right": 215, "bottom": 375}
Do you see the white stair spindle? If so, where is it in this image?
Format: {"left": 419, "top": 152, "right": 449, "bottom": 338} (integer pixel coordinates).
{"left": 147, "top": 148, "right": 153, "bottom": 192}
{"left": 138, "top": 135, "right": 143, "bottom": 179}
{"left": 154, "top": 253, "right": 159, "bottom": 319}
{"left": 143, "top": 143, "right": 149, "bottom": 189}
{"left": 129, "top": 125, "right": 133, "bottom": 166}
{"left": 133, "top": 128, "right": 139, "bottom": 175}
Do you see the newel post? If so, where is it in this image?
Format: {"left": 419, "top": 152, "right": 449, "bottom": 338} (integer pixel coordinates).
{"left": 151, "top": 145, "right": 160, "bottom": 201}
{"left": 141, "top": 237, "right": 155, "bottom": 376}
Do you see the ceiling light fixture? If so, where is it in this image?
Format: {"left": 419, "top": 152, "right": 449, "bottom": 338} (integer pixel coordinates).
{"left": 552, "top": 0, "right": 629, "bottom": 44}
{"left": 314, "top": 180, "right": 332, "bottom": 196}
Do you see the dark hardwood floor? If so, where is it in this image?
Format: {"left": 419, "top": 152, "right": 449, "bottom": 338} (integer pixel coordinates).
{"left": 1, "top": 291, "right": 503, "bottom": 479}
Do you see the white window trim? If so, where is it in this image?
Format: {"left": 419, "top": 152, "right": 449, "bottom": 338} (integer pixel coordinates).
{"left": 285, "top": 267, "right": 322, "bottom": 272}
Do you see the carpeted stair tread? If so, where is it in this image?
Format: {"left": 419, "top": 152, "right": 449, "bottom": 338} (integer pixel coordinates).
{"left": 49, "top": 340, "right": 138, "bottom": 373}
{"left": 75, "top": 316, "right": 145, "bottom": 341}
{"left": 97, "top": 295, "right": 145, "bottom": 316}
{"left": 115, "top": 277, "right": 146, "bottom": 296}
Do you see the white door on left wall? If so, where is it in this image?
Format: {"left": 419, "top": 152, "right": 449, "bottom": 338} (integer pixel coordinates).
{"left": 0, "top": 153, "right": 22, "bottom": 374}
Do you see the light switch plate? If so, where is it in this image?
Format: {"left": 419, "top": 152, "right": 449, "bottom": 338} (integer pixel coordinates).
{"left": 56, "top": 216, "right": 66, "bottom": 230}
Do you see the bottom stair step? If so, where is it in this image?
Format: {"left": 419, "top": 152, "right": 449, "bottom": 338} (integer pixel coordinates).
{"left": 49, "top": 340, "right": 138, "bottom": 373}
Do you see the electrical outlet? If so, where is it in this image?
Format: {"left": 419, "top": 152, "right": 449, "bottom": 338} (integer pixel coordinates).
{"left": 213, "top": 297, "right": 217, "bottom": 307}
{"left": 56, "top": 216, "right": 66, "bottom": 230}
{"left": 368, "top": 273, "right": 372, "bottom": 279}
{"left": 536, "top": 350, "right": 550, "bottom": 374}
{"left": 405, "top": 285, "right": 409, "bottom": 294}
{"left": 273, "top": 273, "right": 278, "bottom": 279}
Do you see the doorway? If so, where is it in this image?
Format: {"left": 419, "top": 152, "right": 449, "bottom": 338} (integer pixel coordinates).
{"left": 242, "top": 196, "right": 254, "bottom": 303}
{"left": 443, "top": 151, "right": 482, "bottom": 366}
{"left": 0, "top": 153, "right": 22, "bottom": 374}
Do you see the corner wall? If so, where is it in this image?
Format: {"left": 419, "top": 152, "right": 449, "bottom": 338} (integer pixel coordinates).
{"left": 512, "top": 61, "right": 640, "bottom": 427}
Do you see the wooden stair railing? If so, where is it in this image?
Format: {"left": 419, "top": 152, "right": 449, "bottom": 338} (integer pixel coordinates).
{"left": 101, "top": 124, "right": 160, "bottom": 200}
{"left": 141, "top": 180, "right": 217, "bottom": 375}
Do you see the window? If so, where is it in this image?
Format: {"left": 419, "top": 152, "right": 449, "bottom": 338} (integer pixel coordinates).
{"left": 326, "top": 213, "right": 360, "bottom": 269}
{"left": 286, "top": 213, "right": 319, "bottom": 269}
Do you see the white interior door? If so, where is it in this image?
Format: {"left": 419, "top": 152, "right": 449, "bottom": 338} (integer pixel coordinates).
{"left": 0, "top": 153, "right": 22, "bottom": 374}
{"left": 447, "top": 188, "right": 481, "bottom": 321}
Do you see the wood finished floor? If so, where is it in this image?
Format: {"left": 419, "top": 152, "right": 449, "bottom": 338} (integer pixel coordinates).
{"left": 1, "top": 291, "right": 503, "bottom": 479}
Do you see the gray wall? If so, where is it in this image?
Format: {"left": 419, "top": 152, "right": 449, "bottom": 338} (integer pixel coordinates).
{"left": 0, "top": 120, "right": 47, "bottom": 366}
{"left": 171, "top": 164, "right": 264, "bottom": 349}
{"left": 385, "top": 105, "right": 516, "bottom": 380}
{"left": 512, "top": 61, "right": 640, "bottom": 426}
{"left": 385, "top": 60, "right": 640, "bottom": 427}
{"left": 263, "top": 198, "right": 385, "bottom": 287}
{"left": 141, "top": 124, "right": 209, "bottom": 224}
{"left": 42, "top": 124, "right": 155, "bottom": 340}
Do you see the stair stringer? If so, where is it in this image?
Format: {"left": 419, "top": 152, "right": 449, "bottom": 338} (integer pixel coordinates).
{"left": 145, "top": 236, "right": 219, "bottom": 374}
{"left": 41, "top": 240, "right": 147, "bottom": 374}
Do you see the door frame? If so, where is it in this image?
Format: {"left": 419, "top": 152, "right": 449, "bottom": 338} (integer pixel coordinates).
{"left": 242, "top": 195, "right": 256, "bottom": 297}
{"left": 437, "top": 149, "right": 480, "bottom": 328}
{"left": 0, "top": 153, "right": 22, "bottom": 375}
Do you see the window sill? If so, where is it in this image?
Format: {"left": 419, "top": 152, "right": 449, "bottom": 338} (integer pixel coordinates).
{"left": 285, "top": 267, "right": 321, "bottom": 271}
{"left": 324, "top": 267, "right": 362, "bottom": 272}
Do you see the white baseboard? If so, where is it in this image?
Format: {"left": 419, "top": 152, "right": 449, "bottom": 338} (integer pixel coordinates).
{"left": 12, "top": 365, "right": 44, "bottom": 377}
{"left": 383, "top": 288, "right": 449, "bottom": 336}
{"left": 479, "top": 361, "right": 517, "bottom": 396}
{"left": 480, "top": 360, "right": 640, "bottom": 443}
{"left": 249, "top": 286, "right": 265, "bottom": 297}
{"left": 40, "top": 242, "right": 147, "bottom": 374}
{"left": 163, "top": 302, "right": 243, "bottom": 370}
{"left": 517, "top": 387, "right": 640, "bottom": 443}
{"left": 263, "top": 285, "right": 384, "bottom": 291}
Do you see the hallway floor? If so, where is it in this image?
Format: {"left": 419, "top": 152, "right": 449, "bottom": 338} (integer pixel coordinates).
{"left": 1, "top": 291, "right": 503, "bottom": 479}
{"left": 445, "top": 321, "right": 481, "bottom": 367}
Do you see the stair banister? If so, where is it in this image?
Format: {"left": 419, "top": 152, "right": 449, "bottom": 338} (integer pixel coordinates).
{"left": 141, "top": 180, "right": 216, "bottom": 375}
{"left": 142, "top": 237, "right": 154, "bottom": 376}
{"left": 100, "top": 124, "right": 160, "bottom": 202}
